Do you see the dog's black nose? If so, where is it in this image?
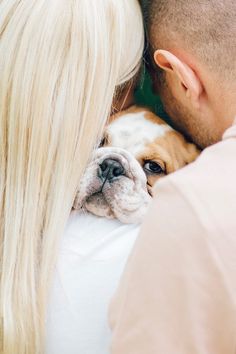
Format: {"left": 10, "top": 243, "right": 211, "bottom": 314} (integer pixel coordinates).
{"left": 99, "top": 159, "right": 124, "bottom": 181}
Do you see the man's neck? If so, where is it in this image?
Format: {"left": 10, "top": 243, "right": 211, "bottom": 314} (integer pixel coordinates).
{"left": 212, "top": 82, "right": 236, "bottom": 133}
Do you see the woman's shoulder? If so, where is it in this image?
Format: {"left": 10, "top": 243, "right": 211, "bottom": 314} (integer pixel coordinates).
{"left": 61, "top": 211, "right": 140, "bottom": 261}
{"left": 46, "top": 212, "right": 140, "bottom": 354}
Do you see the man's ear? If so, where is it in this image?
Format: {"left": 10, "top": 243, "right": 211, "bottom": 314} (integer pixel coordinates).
{"left": 154, "top": 49, "right": 203, "bottom": 109}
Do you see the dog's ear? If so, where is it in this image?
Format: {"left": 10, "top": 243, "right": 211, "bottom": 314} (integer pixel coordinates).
{"left": 166, "top": 131, "right": 200, "bottom": 172}
{"left": 148, "top": 131, "right": 200, "bottom": 174}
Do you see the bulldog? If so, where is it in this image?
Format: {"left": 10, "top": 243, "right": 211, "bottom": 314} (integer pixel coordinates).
{"left": 73, "top": 106, "right": 200, "bottom": 224}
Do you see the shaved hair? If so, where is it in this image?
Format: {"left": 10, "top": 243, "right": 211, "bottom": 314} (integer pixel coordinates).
{"left": 142, "top": 0, "right": 236, "bottom": 79}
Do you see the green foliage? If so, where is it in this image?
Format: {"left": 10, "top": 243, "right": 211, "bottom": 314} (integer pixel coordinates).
{"left": 135, "top": 70, "right": 171, "bottom": 124}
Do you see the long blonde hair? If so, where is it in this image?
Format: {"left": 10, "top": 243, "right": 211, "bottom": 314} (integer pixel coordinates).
{"left": 0, "top": 1, "right": 144, "bottom": 353}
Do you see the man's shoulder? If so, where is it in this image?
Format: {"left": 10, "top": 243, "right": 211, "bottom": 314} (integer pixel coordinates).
{"left": 154, "top": 137, "right": 236, "bottom": 235}
{"left": 168, "top": 137, "right": 236, "bottom": 190}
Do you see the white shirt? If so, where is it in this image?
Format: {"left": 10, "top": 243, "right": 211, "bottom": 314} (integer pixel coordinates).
{"left": 46, "top": 211, "right": 140, "bottom": 354}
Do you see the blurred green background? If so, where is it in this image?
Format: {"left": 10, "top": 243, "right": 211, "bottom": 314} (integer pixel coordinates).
{"left": 135, "top": 70, "right": 171, "bottom": 125}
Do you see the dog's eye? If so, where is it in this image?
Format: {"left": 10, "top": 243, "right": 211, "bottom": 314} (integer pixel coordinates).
{"left": 143, "top": 161, "right": 164, "bottom": 174}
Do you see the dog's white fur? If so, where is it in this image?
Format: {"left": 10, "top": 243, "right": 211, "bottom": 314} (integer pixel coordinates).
{"left": 74, "top": 106, "right": 199, "bottom": 224}
{"left": 106, "top": 111, "right": 173, "bottom": 156}
{"left": 74, "top": 147, "right": 151, "bottom": 224}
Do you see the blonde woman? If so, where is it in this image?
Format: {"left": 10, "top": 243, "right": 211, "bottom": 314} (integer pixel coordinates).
{"left": 0, "top": 1, "right": 144, "bottom": 353}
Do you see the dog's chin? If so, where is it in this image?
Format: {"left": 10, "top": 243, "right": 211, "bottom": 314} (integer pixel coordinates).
{"left": 84, "top": 175, "right": 151, "bottom": 224}
{"left": 85, "top": 192, "right": 116, "bottom": 220}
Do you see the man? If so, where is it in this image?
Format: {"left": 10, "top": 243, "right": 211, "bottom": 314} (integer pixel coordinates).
{"left": 110, "top": 1, "right": 236, "bottom": 353}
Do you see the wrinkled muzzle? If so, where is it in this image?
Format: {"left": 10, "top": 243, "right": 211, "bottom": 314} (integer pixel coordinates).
{"left": 73, "top": 147, "right": 151, "bottom": 224}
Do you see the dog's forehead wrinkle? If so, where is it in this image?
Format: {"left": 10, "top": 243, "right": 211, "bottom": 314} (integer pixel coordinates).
{"left": 107, "top": 111, "right": 172, "bottom": 156}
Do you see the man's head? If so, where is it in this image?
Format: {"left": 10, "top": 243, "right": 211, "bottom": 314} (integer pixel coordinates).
{"left": 142, "top": 0, "right": 236, "bottom": 148}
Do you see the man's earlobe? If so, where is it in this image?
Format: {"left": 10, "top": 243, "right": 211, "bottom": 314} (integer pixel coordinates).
{"left": 154, "top": 49, "right": 203, "bottom": 109}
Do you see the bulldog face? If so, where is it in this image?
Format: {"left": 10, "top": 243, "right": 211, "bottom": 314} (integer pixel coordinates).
{"left": 74, "top": 106, "right": 200, "bottom": 224}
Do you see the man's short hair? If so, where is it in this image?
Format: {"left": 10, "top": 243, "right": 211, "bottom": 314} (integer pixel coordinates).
{"left": 142, "top": 0, "right": 236, "bottom": 80}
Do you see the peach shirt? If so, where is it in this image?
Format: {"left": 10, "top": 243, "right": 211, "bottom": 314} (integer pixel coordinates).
{"left": 110, "top": 123, "right": 236, "bottom": 354}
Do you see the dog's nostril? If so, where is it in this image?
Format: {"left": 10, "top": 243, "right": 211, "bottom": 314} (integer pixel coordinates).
{"left": 113, "top": 166, "right": 123, "bottom": 177}
{"left": 100, "top": 161, "right": 108, "bottom": 172}
{"left": 99, "top": 159, "right": 124, "bottom": 181}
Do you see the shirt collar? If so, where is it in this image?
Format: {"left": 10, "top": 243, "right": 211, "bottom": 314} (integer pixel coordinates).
{"left": 222, "top": 117, "right": 236, "bottom": 140}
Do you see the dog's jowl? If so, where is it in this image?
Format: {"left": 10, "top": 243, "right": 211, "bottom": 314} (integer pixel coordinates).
{"left": 74, "top": 106, "right": 200, "bottom": 224}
